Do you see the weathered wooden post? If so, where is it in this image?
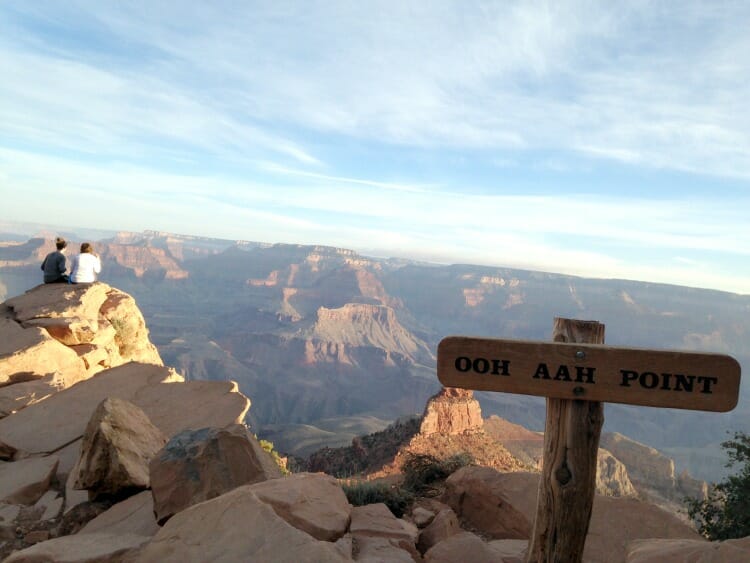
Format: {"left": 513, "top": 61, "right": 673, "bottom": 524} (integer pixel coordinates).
{"left": 437, "top": 317, "right": 741, "bottom": 563}
{"left": 526, "top": 318, "right": 605, "bottom": 562}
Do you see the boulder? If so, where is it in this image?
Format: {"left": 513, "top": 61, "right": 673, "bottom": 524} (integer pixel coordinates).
{"left": 79, "top": 491, "right": 159, "bottom": 537}
{"left": 0, "top": 363, "right": 248, "bottom": 458}
{"left": 98, "top": 289, "right": 162, "bottom": 365}
{"left": 22, "top": 317, "right": 98, "bottom": 346}
{"left": 73, "top": 398, "right": 166, "bottom": 498}
{"left": 0, "top": 320, "right": 84, "bottom": 388}
{"left": 251, "top": 473, "right": 350, "bottom": 541}
{"left": 0, "top": 363, "right": 179, "bottom": 455}
{"left": 488, "top": 539, "right": 528, "bottom": 563}
{"left": 0, "top": 456, "right": 59, "bottom": 505}
{"left": 417, "top": 508, "right": 460, "bottom": 554}
{"left": 0, "top": 379, "right": 58, "bottom": 419}
{"left": 3, "top": 532, "right": 149, "bottom": 562}
{"left": 134, "top": 486, "right": 349, "bottom": 562}
{"left": 4, "top": 283, "right": 109, "bottom": 324}
{"left": 585, "top": 496, "right": 702, "bottom": 562}
{"left": 411, "top": 506, "right": 436, "bottom": 528}
{"left": 355, "top": 536, "right": 416, "bottom": 562}
{"left": 442, "top": 466, "right": 534, "bottom": 539}
{"left": 0, "top": 284, "right": 162, "bottom": 404}
{"left": 626, "top": 537, "right": 750, "bottom": 562}
{"left": 150, "top": 424, "right": 281, "bottom": 524}
{"left": 424, "top": 531, "right": 507, "bottom": 563}
{"left": 350, "top": 503, "right": 419, "bottom": 560}
{"left": 34, "top": 490, "right": 63, "bottom": 521}
{"left": 64, "top": 471, "right": 90, "bottom": 515}
{"left": 443, "top": 467, "right": 702, "bottom": 562}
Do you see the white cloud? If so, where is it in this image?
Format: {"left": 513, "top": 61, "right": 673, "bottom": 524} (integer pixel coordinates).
{"left": 1, "top": 2, "right": 750, "bottom": 294}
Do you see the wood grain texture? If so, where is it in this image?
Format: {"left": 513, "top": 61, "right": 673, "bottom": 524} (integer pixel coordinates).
{"left": 526, "top": 318, "right": 605, "bottom": 563}
{"left": 437, "top": 335, "right": 741, "bottom": 412}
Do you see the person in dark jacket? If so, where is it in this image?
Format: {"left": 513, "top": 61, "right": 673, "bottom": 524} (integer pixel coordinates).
{"left": 41, "top": 237, "right": 69, "bottom": 283}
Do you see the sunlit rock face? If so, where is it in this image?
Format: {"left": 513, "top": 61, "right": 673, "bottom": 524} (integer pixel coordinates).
{"left": 0, "top": 283, "right": 162, "bottom": 417}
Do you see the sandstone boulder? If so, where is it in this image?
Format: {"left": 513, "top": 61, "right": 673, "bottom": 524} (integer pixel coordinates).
{"left": 350, "top": 502, "right": 419, "bottom": 560}
{"left": 134, "top": 486, "right": 349, "bottom": 562}
{"left": 417, "top": 508, "right": 460, "bottom": 554}
{"left": 355, "top": 536, "right": 416, "bottom": 562}
{"left": 0, "top": 379, "right": 59, "bottom": 419}
{"left": 442, "top": 466, "right": 535, "bottom": 539}
{"left": 22, "top": 317, "right": 99, "bottom": 346}
{"left": 150, "top": 424, "right": 281, "bottom": 524}
{"left": 251, "top": 472, "right": 350, "bottom": 541}
{"left": 79, "top": 491, "right": 159, "bottom": 537}
{"left": 0, "top": 456, "right": 59, "bottom": 505}
{"left": 0, "top": 284, "right": 162, "bottom": 405}
{"left": 3, "top": 532, "right": 149, "bottom": 562}
{"left": 0, "top": 363, "right": 176, "bottom": 456}
{"left": 585, "top": 496, "right": 702, "bottom": 562}
{"left": 626, "top": 537, "right": 750, "bottom": 562}
{"left": 424, "top": 531, "right": 508, "bottom": 563}
{"left": 34, "top": 490, "right": 63, "bottom": 521}
{"left": 98, "top": 288, "right": 162, "bottom": 365}
{"left": 4, "top": 283, "right": 109, "bottom": 324}
{"left": 0, "top": 318, "right": 83, "bottom": 388}
{"left": 443, "top": 467, "right": 702, "bottom": 562}
{"left": 73, "top": 398, "right": 166, "bottom": 498}
{"left": 0, "top": 363, "right": 248, "bottom": 458}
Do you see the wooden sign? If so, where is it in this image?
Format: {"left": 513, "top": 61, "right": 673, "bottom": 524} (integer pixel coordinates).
{"left": 438, "top": 336, "right": 741, "bottom": 412}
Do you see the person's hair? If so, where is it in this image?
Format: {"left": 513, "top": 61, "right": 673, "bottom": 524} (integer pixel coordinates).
{"left": 80, "top": 242, "right": 94, "bottom": 254}
{"left": 55, "top": 237, "right": 67, "bottom": 250}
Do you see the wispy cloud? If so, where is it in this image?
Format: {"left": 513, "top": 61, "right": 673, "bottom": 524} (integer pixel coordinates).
{"left": 1, "top": 1, "right": 749, "bottom": 293}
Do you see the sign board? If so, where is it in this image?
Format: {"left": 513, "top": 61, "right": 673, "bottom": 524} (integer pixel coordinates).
{"left": 437, "top": 336, "right": 741, "bottom": 412}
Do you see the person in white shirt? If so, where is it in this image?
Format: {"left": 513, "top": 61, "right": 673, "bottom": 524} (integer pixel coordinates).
{"left": 70, "top": 242, "right": 102, "bottom": 283}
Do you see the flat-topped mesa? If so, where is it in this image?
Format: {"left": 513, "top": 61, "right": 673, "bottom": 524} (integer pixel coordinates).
{"left": 308, "top": 303, "right": 432, "bottom": 363}
{"left": 419, "top": 387, "right": 484, "bottom": 436}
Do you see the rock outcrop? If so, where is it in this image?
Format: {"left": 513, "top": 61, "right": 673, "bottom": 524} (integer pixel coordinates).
{"left": 600, "top": 432, "right": 708, "bottom": 505}
{"left": 419, "top": 387, "right": 483, "bottom": 436}
{"left": 626, "top": 536, "right": 750, "bottom": 562}
{"left": 306, "top": 388, "right": 525, "bottom": 478}
{"left": 0, "top": 283, "right": 162, "bottom": 416}
{"left": 442, "top": 466, "right": 703, "bottom": 563}
{"left": 149, "top": 424, "right": 283, "bottom": 524}
{"left": 73, "top": 398, "right": 167, "bottom": 499}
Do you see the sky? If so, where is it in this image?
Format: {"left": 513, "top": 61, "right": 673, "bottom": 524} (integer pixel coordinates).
{"left": 1, "top": 1, "right": 749, "bottom": 294}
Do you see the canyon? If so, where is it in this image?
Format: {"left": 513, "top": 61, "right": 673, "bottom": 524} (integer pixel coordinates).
{"left": 2, "top": 283, "right": 745, "bottom": 561}
{"left": 1, "top": 228, "right": 748, "bottom": 485}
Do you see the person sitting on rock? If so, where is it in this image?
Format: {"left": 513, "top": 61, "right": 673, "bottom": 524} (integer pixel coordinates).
{"left": 40, "top": 236, "right": 69, "bottom": 283}
{"left": 70, "top": 242, "right": 102, "bottom": 284}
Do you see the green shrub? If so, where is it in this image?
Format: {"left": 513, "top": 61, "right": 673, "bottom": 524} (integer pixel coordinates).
{"left": 259, "top": 438, "right": 290, "bottom": 475}
{"left": 401, "top": 452, "right": 473, "bottom": 495}
{"left": 343, "top": 451, "right": 473, "bottom": 518}
{"left": 685, "top": 431, "right": 750, "bottom": 540}
{"left": 342, "top": 480, "right": 413, "bottom": 518}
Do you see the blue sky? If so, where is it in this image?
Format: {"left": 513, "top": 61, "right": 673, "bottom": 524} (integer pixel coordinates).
{"left": 1, "top": 1, "right": 749, "bottom": 294}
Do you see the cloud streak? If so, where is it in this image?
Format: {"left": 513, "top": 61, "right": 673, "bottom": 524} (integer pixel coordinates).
{"left": 1, "top": 1, "right": 749, "bottom": 294}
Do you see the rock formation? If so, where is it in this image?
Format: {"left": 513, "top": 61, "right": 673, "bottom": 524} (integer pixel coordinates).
{"left": 0, "top": 278, "right": 745, "bottom": 562}
{"left": 419, "top": 387, "right": 483, "bottom": 436}
{"left": 149, "top": 424, "right": 283, "bottom": 524}
{"left": 73, "top": 398, "right": 167, "bottom": 499}
{"left": 600, "top": 432, "right": 708, "bottom": 508}
{"left": 0, "top": 283, "right": 162, "bottom": 417}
